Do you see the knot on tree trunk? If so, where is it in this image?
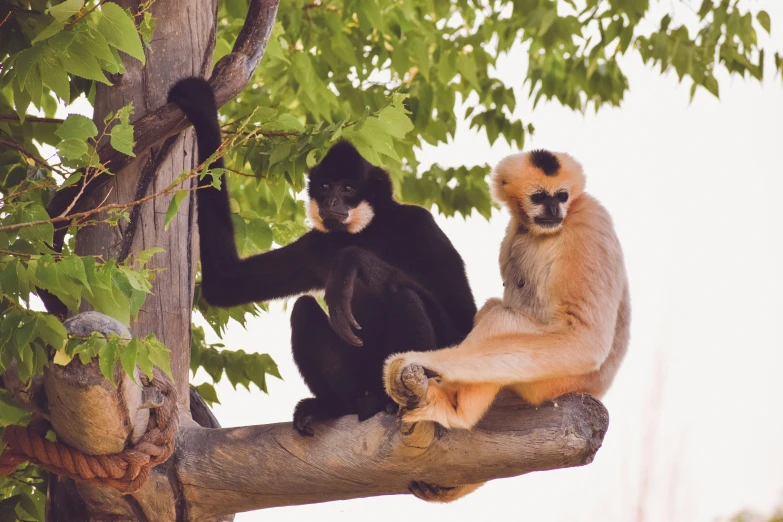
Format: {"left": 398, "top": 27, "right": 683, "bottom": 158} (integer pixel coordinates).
{"left": 0, "top": 368, "right": 178, "bottom": 493}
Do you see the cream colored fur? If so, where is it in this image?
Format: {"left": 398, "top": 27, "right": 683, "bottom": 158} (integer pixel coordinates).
{"left": 345, "top": 201, "right": 375, "bottom": 233}
{"left": 306, "top": 199, "right": 374, "bottom": 234}
{"left": 385, "top": 150, "right": 630, "bottom": 432}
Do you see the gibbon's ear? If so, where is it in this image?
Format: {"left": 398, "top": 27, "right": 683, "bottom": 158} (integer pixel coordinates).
{"left": 367, "top": 167, "right": 394, "bottom": 204}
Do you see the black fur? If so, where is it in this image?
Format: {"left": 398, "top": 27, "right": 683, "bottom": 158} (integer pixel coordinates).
{"left": 529, "top": 149, "right": 560, "bottom": 176}
{"left": 168, "top": 78, "right": 476, "bottom": 435}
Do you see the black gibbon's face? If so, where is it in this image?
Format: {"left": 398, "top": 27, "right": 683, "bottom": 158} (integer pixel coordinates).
{"left": 312, "top": 178, "right": 363, "bottom": 229}
{"left": 305, "top": 141, "right": 382, "bottom": 234}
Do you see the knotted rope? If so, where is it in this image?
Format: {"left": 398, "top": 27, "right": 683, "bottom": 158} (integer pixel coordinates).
{"left": 0, "top": 369, "right": 178, "bottom": 494}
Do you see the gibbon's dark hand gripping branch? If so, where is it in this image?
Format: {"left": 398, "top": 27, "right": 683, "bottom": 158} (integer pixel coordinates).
{"left": 168, "top": 78, "right": 476, "bottom": 436}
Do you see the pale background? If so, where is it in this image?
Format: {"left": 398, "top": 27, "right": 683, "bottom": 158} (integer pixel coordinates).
{"left": 45, "top": 1, "right": 783, "bottom": 520}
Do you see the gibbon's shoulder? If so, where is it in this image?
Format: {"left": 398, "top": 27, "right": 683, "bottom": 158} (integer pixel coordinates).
{"left": 393, "top": 203, "right": 438, "bottom": 225}
{"left": 568, "top": 193, "right": 615, "bottom": 231}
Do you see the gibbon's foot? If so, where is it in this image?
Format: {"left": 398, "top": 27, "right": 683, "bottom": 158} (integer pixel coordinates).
{"left": 293, "top": 398, "right": 326, "bottom": 437}
{"left": 408, "top": 481, "right": 484, "bottom": 503}
{"left": 384, "top": 358, "right": 429, "bottom": 409}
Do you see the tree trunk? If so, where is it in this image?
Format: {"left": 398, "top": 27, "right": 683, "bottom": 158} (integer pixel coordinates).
{"left": 48, "top": 0, "right": 217, "bottom": 517}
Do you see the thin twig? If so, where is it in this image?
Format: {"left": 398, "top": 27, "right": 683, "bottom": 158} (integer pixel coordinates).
{"left": 0, "top": 12, "right": 11, "bottom": 29}
{"left": 223, "top": 167, "right": 266, "bottom": 179}
{"left": 0, "top": 180, "right": 57, "bottom": 206}
{"left": 0, "top": 114, "right": 64, "bottom": 124}
{"left": 0, "top": 175, "right": 204, "bottom": 233}
{"left": 67, "top": 0, "right": 106, "bottom": 29}
{"left": 0, "top": 138, "right": 58, "bottom": 173}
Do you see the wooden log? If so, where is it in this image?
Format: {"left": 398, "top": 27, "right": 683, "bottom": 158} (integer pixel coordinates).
{"left": 176, "top": 394, "right": 608, "bottom": 521}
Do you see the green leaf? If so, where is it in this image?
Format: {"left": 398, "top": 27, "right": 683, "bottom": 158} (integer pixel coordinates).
{"left": 12, "top": 80, "right": 31, "bottom": 122}
{"left": 13, "top": 46, "right": 44, "bottom": 88}
{"left": 56, "top": 114, "right": 98, "bottom": 141}
{"left": 48, "top": 0, "right": 84, "bottom": 22}
{"left": 99, "top": 338, "right": 119, "bottom": 386}
{"left": 56, "top": 138, "right": 89, "bottom": 160}
{"left": 59, "top": 255, "right": 91, "bottom": 290}
{"left": 97, "top": 3, "right": 146, "bottom": 64}
{"left": 59, "top": 171, "right": 83, "bottom": 190}
{"left": 16, "top": 317, "right": 38, "bottom": 348}
{"left": 244, "top": 218, "right": 273, "bottom": 253}
{"left": 164, "top": 191, "right": 188, "bottom": 231}
{"left": 118, "top": 266, "right": 151, "bottom": 292}
{"left": 18, "top": 489, "right": 44, "bottom": 522}
{"left": 139, "top": 12, "right": 157, "bottom": 46}
{"left": 758, "top": 11, "right": 771, "bottom": 34}
{"left": 110, "top": 120, "right": 135, "bottom": 156}
{"left": 136, "top": 341, "right": 153, "bottom": 378}
{"left": 121, "top": 338, "right": 138, "bottom": 382}
{"left": 38, "top": 314, "right": 67, "bottom": 349}
{"left": 378, "top": 105, "right": 414, "bottom": 139}
{"left": 32, "top": 20, "right": 67, "bottom": 43}
{"left": 39, "top": 55, "right": 71, "bottom": 102}
{"left": 276, "top": 114, "right": 305, "bottom": 133}
{"left": 269, "top": 142, "right": 292, "bottom": 167}
{"left": 193, "top": 383, "right": 220, "bottom": 406}
{"left": 135, "top": 247, "right": 165, "bottom": 268}
{"left": 145, "top": 336, "right": 172, "bottom": 380}
{"left": 59, "top": 39, "right": 112, "bottom": 85}
{"left": 75, "top": 28, "right": 119, "bottom": 69}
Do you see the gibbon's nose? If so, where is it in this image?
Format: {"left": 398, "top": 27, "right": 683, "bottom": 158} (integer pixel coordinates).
{"left": 546, "top": 201, "right": 560, "bottom": 218}
{"left": 327, "top": 196, "right": 339, "bottom": 208}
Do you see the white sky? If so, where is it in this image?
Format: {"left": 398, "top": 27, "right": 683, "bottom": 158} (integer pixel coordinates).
{"left": 196, "top": 2, "right": 783, "bottom": 521}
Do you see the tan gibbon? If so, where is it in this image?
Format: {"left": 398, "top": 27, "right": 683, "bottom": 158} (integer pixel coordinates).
{"left": 383, "top": 149, "right": 630, "bottom": 501}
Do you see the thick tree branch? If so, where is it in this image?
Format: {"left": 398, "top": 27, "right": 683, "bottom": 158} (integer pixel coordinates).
{"left": 176, "top": 393, "right": 608, "bottom": 520}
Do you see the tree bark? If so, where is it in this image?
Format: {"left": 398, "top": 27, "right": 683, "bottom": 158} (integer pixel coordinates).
{"left": 176, "top": 393, "right": 608, "bottom": 521}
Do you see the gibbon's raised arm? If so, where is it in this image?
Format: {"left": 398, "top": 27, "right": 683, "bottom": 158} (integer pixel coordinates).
{"left": 168, "top": 79, "right": 324, "bottom": 307}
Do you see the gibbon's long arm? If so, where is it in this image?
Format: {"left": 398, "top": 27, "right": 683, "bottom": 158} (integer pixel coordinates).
{"left": 403, "top": 325, "right": 611, "bottom": 386}
{"left": 388, "top": 225, "right": 626, "bottom": 386}
{"left": 168, "top": 80, "right": 325, "bottom": 308}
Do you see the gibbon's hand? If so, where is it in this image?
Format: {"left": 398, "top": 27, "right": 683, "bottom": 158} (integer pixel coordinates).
{"left": 325, "top": 266, "right": 363, "bottom": 347}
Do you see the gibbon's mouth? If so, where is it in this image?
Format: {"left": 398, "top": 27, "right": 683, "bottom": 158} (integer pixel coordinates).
{"left": 320, "top": 210, "right": 350, "bottom": 231}
{"left": 533, "top": 217, "right": 563, "bottom": 228}
{"left": 320, "top": 209, "right": 350, "bottom": 222}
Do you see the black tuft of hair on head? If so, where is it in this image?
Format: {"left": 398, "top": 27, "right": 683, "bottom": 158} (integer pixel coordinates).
{"left": 528, "top": 149, "right": 560, "bottom": 176}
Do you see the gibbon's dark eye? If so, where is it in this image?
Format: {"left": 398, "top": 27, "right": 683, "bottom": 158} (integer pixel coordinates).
{"left": 320, "top": 182, "right": 330, "bottom": 191}
{"left": 342, "top": 184, "right": 354, "bottom": 194}
{"left": 556, "top": 191, "right": 569, "bottom": 203}
{"left": 530, "top": 192, "right": 547, "bottom": 205}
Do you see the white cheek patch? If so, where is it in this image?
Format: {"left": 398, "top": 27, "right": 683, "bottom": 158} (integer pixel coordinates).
{"left": 306, "top": 200, "right": 327, "bottom": 232}
{"left": 344, "top": 201, "right": 375, "bottom": 234}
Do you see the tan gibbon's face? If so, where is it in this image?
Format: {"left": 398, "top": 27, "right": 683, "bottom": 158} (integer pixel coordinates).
{"left": 490, "top": 149, "right": 586, "bottom": 235}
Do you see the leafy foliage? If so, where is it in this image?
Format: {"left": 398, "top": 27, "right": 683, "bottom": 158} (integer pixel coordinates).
{"left": 0, "top": 463, "right": 46, "bottom": 522}
{"left": 190, "top": 326, "right": 281, "bottom": 403}
{"left": 0, "top": 0, "right": 778, "bottom": 515}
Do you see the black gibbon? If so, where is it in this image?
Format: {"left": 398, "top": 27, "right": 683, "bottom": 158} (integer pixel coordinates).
{"left": 167, "top": 78, "right": 476, "bottom": 436}
{"left": 384, "top": 149, "right": 630, "bottom": 502}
